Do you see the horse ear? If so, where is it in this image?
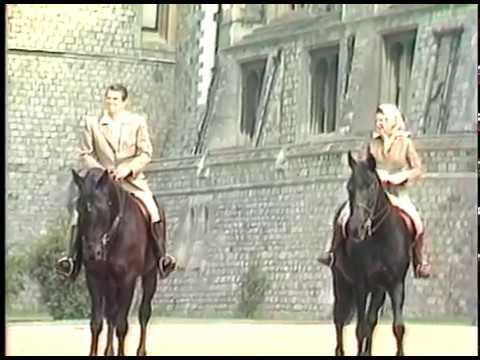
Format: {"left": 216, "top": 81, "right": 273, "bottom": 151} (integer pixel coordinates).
{"left": 96, "top": 169, "right": 110, "bottom": 189}
{"left": 366, "top": 147, "right": 376, "bottom": 171}
{"left": 72, "top": 169, "right": 84, "bottom": 190}
{"left": 347, "top": 151, "right": 356, "bottom": 169}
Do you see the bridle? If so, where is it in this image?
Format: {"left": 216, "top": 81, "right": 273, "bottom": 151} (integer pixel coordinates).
{"left": 99, "top": 182, "right": 127, "bottom": 258}
{"left": 353, "top": 180, "right": 390, "bottom": 237}
{"left": 81, "top": 179, "right": 128, "bottom": 261}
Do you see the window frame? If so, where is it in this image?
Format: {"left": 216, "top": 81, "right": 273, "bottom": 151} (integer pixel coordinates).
{"left": 309, "top": 45, "right": 339, "bottom": 134}
{"left": 240, "top": 58, "right": 268, "bottom": 140}
{"left": 380, "top": 29, "right": 417, "bottom": 112}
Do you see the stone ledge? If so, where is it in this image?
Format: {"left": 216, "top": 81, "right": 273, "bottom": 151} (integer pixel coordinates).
{"left": 7, "top": 47, "right": 175, "bottom": 64}
{"left": 148, "top": 134, "right": 476, "bottom": 171}
{"left": 152, "top": 172, "right": 476, "bottom": 197}
{"left": 222, "top": 11, "right": 342, "bottom": 52}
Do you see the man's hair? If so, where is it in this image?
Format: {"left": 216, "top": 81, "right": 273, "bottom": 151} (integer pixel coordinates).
{"left": 105, "top": 84, "right": 128, "bottom": 101}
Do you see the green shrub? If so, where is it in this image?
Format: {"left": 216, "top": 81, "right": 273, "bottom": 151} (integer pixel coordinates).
{"left": 237, "top": 259, "right": 270, "bottom": 319}
{"left": 28, "top": 217, "right": 90, "bottom": 320}
{"left": 6, "top": 243, "right": 29, "bottom": 310}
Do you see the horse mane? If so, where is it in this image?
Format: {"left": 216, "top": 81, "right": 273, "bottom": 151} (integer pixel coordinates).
{"left": 83, "top": 168, "right": 128, "bottom": 206}
{"left": 355, "top": 157, "right": 391, "bottom": 206}
{"left": 332, "top": 200, "right": 347, "bottom": 229}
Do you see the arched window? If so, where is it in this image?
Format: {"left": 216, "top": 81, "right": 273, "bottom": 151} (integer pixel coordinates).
{"left": 141, "top": 4, "right": 176, "bottom": 45}
{"left": 381, "top": 30, "right": 416, "bottom": 112}
{"left": 310, "top": 46, "right": 339, "bottom": 134}
{"left": 241, "top": 59, "right": 267, "bottom": 139}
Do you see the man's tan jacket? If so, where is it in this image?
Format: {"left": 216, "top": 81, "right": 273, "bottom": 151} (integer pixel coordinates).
{"left": 78, "top": 111, "right": 159, "bottom": 222}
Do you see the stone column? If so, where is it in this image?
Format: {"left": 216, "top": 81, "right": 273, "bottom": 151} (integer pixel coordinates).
{"left": 218, "top": 4, "right": 264, "bottom": 48}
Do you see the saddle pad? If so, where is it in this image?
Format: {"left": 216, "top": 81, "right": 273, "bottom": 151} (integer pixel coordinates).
{"left": 131, "top": 195, "right": 150, "bottom": 223}
{"left": 395, "top": 207, "right": 416, "bottom": 238}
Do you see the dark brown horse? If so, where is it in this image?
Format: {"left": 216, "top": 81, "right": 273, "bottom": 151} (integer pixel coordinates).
{"left": 329, "top": 151, "right": 412, "bottom": 356}
{"left": 72, "top": 167, "right": 165, "bottom": 356}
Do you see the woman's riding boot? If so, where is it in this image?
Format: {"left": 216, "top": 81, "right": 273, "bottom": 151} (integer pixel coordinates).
{"left": 55, "top": 224, "right": 80, "bottom": 280}
{"left": 151, "top": 220, "right": 176, "bottom": 279}
{"left": 413, "top": 233, "right": 432, "bottom": 279}
{"left": 317, "top": 226, "right": 344, "bottom": 267}
{"left": 317, "top": 251, "right": 334, "bottom": 267}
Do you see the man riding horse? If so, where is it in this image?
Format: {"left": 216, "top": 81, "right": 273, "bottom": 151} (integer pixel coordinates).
{"left": 56, "top": 83, "right": 176, "bottom": 280}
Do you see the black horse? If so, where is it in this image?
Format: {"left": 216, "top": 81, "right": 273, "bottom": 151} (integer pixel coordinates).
{"left": 72, "top": 167, "right": 165, "bottom": 356}
{"left": 329, "top": 151, "right": 412, "bottom": 356}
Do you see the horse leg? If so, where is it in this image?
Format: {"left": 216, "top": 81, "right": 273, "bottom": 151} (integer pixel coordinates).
{"left": 365, "top": 289, "right": 386, "bottom": 356}
{"left": 354, "top": 290, "right": 368, "bottom": 356}
{"left": 103, "top": 321, "right": 115, "bottom": 356}
{"left": 104, "top": 283, "right": 118, "bottom": 356}
{"left": 115, "top": 282, "right": 136, "bottom": 356}
{"left": 86, "top": 272, "right": 104, "bottom": 356}
{"left": 137, "top": 268, "right": 158, "bottom": 356}
{"left": 333, "top": 271, "right": 354, "bottom": 356}
{"left": 388, "top": 282, "right": 406, "bottom": 356}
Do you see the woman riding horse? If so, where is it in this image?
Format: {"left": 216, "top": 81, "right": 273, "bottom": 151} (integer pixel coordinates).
{"left": 319, "top": 103, "right": 432, "bottom": 279}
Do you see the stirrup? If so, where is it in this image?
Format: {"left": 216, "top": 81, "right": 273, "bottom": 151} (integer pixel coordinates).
{"left": 158, "top": 255, "right": 177, "bottom": 279}
{"left": 56, "top": 257, "right": 74, "bottom": 277}
{"left": 163, "top": 255, "right": 177, "bottom": 270}
{"left": 317, "top": 252, "right": 334, "bottom": 268}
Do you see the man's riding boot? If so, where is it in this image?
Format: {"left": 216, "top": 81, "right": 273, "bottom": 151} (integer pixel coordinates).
{"left": 318, "top": 225, "right": 344, "bottom": 267}
{"left": 413, "top": 233, "right": 432, "bottom": 279}
{"left": 55, "top": 224, "right": 81, "bottom": 280}
{"left": 151, "top": 220, "right": 176, "bottom": 279}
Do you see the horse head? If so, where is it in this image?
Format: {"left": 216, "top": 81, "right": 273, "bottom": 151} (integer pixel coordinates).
{"left": 346, "top": 149, "right": 383, "bottom": 243}
{"left": 72, "top": 168, "right": 121, "bottom": 262}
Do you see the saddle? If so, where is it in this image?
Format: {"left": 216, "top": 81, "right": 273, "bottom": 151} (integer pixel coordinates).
{"left": 130, "top": 196, "right": 166, "bottom": 248}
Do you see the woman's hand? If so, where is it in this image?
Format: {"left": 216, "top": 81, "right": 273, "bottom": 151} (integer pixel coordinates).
{"left": 385, "top": 172, "right": 409, "bottom": 185}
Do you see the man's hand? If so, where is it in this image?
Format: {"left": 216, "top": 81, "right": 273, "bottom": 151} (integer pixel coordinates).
{"left": 110, "top": 168, "right": 132, "bottom": 182}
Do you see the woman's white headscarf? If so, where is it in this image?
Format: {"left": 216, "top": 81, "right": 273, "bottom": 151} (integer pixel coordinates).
{"left": 377, "top": 103, "right": 406, "bottom": 132}
{"left": 373, "top": 103, "right": 409, "bottom": 153}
